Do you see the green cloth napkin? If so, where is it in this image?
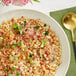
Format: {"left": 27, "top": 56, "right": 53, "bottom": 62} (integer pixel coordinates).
{"left": 50, "top": 7, "right": 76, "bottom": 76}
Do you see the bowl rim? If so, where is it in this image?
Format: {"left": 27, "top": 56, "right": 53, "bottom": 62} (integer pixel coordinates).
{"left": 0, "top": 9, "right": 71, "bottom": 76}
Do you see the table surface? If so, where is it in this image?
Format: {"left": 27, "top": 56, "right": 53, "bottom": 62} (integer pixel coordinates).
{"left": 0, "top": 0, "right": 76, "bottom": 15}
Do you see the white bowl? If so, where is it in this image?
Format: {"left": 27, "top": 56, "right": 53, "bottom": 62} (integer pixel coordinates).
{"left": 0, "top": 9, "right": 70, "bottom": 76}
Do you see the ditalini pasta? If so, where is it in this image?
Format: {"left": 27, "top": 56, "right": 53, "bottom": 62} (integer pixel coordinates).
{"left": 0, "top": 16, "right": 62, "bottom": 76}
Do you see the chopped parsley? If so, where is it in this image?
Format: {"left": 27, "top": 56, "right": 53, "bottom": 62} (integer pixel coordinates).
{"left": 4, "top": 44, "right": 7, "bottom": 47}
{"left": 40, "top": 40, "right": 47, "bottom": 46}
{"left": 16, "top": 72, "right": 20, "bottom": 76}
{"left": 45, "top": 31, "right": 49, "bottom": 35}
{"left": 4, "top": 68, "right": 9, "bottom": 71}
{"left": 14, "top": 57, "right": 18, "bottom": 60}
{"left": 21, "top": 23, "right": 23, "bottom": 25}
{"left": 1, "top": 39, "right": 4, "bottom": 42}
{"left": 11, "top": 66, "right": 16, "bottom": 71}
{"left": 34, "top": 26, "right": 39, "bottom": 29}
{"left": 44, "top": 42, "right": 47, "bottom": 45}
{"left": 29, "top": 54, "right": 33, "bottom": 57}
{"left": 4, "top": 44, "right": 10, "bottom": 48}
{"left": 7, "top": 73, "right": 12, "bottom": 76}
{"left": 12, "top": 43, "right": 17, "bottom": 48}
{"left": 17, "top": 42, "right": 22, "bottom": 47}
{"left": 24, "top": 21, "right": 26, "bottom": 26}
{"left": 0, "top": 46, "right": 3, "bottom": 49}
{"left": 28, "top": 57, "right": 33, "bottom": 62}
{"left": 9, "top": 55, "right": 13, "bottom": 60}
{"left": 44, "top": 24, "right": 46, "bottom": 27}
{"left": 12, "top": 42, "right": 21, "bottom": 48}
{"left": 13, "top": 23, "right": 18, "bottom": 30}
{"left": 40, "top": 56, "right": 41, "bottom": 58}
{"left": 18, "top": 27, "right": 23, "bottom": 35}
{"left": 13, "top": 24, "right": 24, "bottom": 35}
{"left": 40, "top": 40, "right": 44, "bottom": 44}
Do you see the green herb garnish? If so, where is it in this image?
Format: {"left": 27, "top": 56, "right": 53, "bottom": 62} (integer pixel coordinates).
{"left": 9, "top": 55, "right": 13, "bottom": 60}
{"left": 40, "top": 40, "right": 47, "bottom": 46}
{"left": 14, "top": 57, "right": 18, "bottom": 60}
{"left": 7, "top": 73, "right": 12, "bottom": 76}
{"left": 40, "top": 56, "right": 41, "bottom": 58}
{"left": 33, "top": 0, "right": 40, "bottom": 2}
{"left": 16, "top": 72, "right": 20, "bottom": 76}
{"left": 45, "top": 31, "right": 49, "bottom": 35}
{"left": 4, "top": 68, "right": 9, "bottom": 71}
{"left": 4, "top": 44, "right": 7, "bottom": 46}
{"left": 12, "top": 42, "right": 21, "bottom": 48}
{"left": 21, "top": 23, "right": 23, "bottom": 25}
{"left": 4, "top": 44, "right": 10, "bottom": 48}
{"left": 13, "top": 23, "right": 24, "bottom": 35}
{"left": 1, "top": 39, "right": 4, "bottom": 42}
{"left": 0, "top": 46, "right": 2, "bottom": 49}
{"left": 34, "top": 26, "right": 39, "bottom": 29}
{"left": 28, "top": 57, "right": 33, "bottom": 62}
{"left": 12, "top": 43, "right": 17, "bottom": 48}
{"left": 13, "top": 23, "right": 18, "bottom": 30}
{"left": 44, "top": 24, "right": 46, "bottom": 27}
{"left": 44, "top": 42, "right": 47, "bottom": 45}
{"left": 40, "top": 40, "right": 44, "bottom": 44}
{"left": 29, "top": 54, "right": 33, "bottom": 57}
{"left": 11, "top": 66, "right": 15, "bottom": 71}
{"left": 24, "top": 21, "right": 26, "bottom": 26}
{"left": 17, "top": 42, "right": 21, "bottom": 47}
{"left": 18, "top": 27, "right": 23, "bottom": 35}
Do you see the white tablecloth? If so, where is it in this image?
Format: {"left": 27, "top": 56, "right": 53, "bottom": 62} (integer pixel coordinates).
{"left": 0, "top": 0, "right": 76, "bottom": 15}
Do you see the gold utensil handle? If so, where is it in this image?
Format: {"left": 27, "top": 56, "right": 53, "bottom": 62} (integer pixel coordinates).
{"left": 71, "top": 30, "right": 76, "bottom": 42}
{"left": 73, "top": 42, "right": 76, "bottom": 60}
{"left": 72, "top": 29, "right": 76, "bottom": 59}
